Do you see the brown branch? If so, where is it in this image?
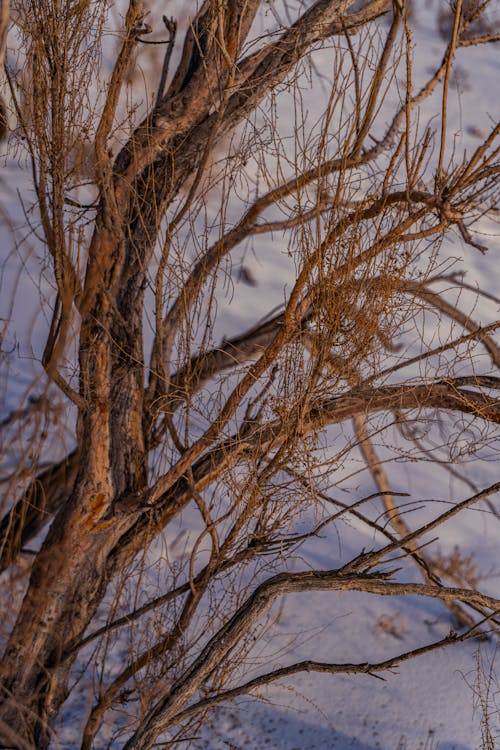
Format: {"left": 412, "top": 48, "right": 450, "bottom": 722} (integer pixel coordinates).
{"left": 0, "top": 451, "right": 79, "bottom": 574}
{"left": 436, "top": 0, "right": 462, "bottom": 187}
{"left": 81, "top": 559, "right": 215, "bottom": 750}
{"left": 140, "top": 7, "right": 499, "bottom": 427}
{"left": 365, "top": 321, "right": 500, "bottom": 386}
{"left": 147, "top": 186, "right": 442, "bottom": 432}
{"left": 122, "top": 569, "right": 500, "bottom": 748}
{"left": 344, "top": 482, "right": 500, "bottom": 575}
{"left": 75, "top": 488, "right": 406, "bottom": 655}
{"left": 94, "top": 0, "right": 145, "bottom": 210}
{"left": 143, "top": 200, "right": 432, "bottom": 511}
{"left": 353, "top": 412, "right": 479, "bottom": 631}
{"left": 215, "top": 0, "right": 391, "bottom": 139}
{"left": 459, "top": 33, "right": 500, "bottom": 47}
{"left": 154, "top": 17, "right": 177, "bottom": 110}
{"left": 351, "top": 4, "right": 401, "bottom": 155}
{"left": 167, "top": 621, "right": 491, "bottom": 728}
{"left": 113, "top": 0, "right": 261, "bottom": 192}
{"left": 5, "top": 369, "right": 497, "bottom": 577}
{"left": 405, "top": 282, "right": 500, "bottom": 368}
{"left": 107, "top": 384, "right": 500, "bottom": 650}
{"left": 142, "top": 376, "right": 500, "bottom": 518}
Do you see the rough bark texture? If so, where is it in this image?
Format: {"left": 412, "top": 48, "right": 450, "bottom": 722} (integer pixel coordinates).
{"left": 0, "top": 1, "right": 499, "bottom": 748}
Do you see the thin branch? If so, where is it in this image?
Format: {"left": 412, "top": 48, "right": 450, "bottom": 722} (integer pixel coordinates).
{"left": 436, "top": 0, "right": 462, "bottom": 187}
{"left": 406, "top": 282, "right": 500, "bottom": 368}
{"left": 0, "top": 451, "right": 79, "bottom": 574}
{"left": 365, "top": 321, "right": 500, "bottom": 386}
{"left": 154, "top": 17, "right": 177, "bottom": 110}
{"left": 344, "top": 482, "right": 500, "bottom": 575}
{"left": 353, "top": 412, "right": 479, "bottom": 631}
{"left": 122, "top": 570, "right": 500, "bottom": 747}
{"left": 168, "top": 620, "right": 493, "bottom": 727}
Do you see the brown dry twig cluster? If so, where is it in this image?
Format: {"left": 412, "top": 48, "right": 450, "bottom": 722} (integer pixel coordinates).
{"left": 0, "top": 1, "right": 499, "bottom": 748}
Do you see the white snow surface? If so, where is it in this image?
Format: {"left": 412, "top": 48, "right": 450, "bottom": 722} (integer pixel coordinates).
{"left": 1, "top": 1, "right": 499, "bottom": 749}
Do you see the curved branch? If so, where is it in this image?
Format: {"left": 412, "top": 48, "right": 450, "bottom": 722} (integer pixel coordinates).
{"left": 132, "top": 377, "right": 500, "bottom": 562}
{"left": 167, "top": 623, "right": 487, "bottom": 728}
{"left": 353, "top": 412, "right": 480, "bottom": 630}
{"left": 405, "top": 281, "right": 500, "bottom": 368}
{"left": 5, "top": 374, "right": 497, "bottom": 577}
{"left": 146, "top": 186, "right": 443, "bottom": 431}
{"left": 345, "top": 482, "right": 500, "bottom": 575}
{"left": 75, "top": 488, "right": 407, "bottom": 655}
{"left": 0, "top": 450, "right": 79, "bottom": 573}
{"left": 122, "top": 569, "right": 500, "bottom": 748}
{"left": 216, "top": 0, "right": 390, "bottom": 138}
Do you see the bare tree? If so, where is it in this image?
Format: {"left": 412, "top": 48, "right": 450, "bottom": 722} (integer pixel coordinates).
{"left": 0, "top": 0, "right": 499, "bottom": 748}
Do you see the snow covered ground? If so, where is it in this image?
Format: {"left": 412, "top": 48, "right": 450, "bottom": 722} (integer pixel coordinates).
{"left": 1, "top": 1, "right": 499, "bottom": 749}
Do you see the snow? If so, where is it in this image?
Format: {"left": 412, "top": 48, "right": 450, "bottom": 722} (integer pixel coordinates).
{"left": 1, "top": 1, "right": 500, "bottom": 748}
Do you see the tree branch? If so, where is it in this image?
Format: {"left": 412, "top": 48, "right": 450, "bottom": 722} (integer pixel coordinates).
{"left": 168, "top": 620, "right": 492, "bottom": 728}
{"left": 123, "top": 569, "right": 500, "bottom": 748}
